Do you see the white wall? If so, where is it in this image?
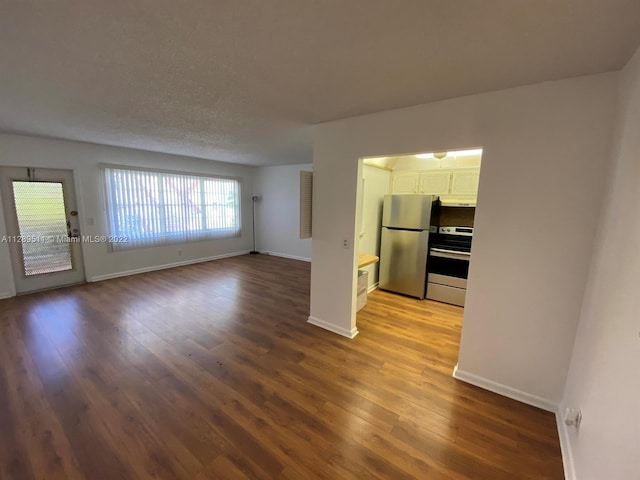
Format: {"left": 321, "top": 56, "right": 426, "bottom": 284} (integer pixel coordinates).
{"left": 0, "top": 134, "right": 255, "bottom": 296}
{"left": 253, "top": 164, "right": 312, "bottom": 261}
{"left": 310, "top": 73, "right": 618, "bottom": 404}
{"left": 358, "top": 164, "right": 389, "bottom": 289}
{"left": 559, "top": 47, "right": 640, "bottom": 480}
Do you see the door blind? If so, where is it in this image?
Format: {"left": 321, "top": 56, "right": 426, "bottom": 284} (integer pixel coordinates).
{"left": 12, "top": 181, "right": 73, "bottom": 275}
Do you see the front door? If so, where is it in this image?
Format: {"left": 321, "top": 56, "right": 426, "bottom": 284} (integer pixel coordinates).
{"left": 0, "top": 167, "right": 85, "bottom": 293}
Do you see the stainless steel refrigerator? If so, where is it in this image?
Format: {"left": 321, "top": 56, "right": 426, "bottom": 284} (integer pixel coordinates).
{"left": 379, "top": 194, "right": 436, "bottom": 299}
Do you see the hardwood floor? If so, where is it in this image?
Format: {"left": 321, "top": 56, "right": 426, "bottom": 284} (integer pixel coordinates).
{"left": 0, "top": 254, "right": 564, "bottom": 479}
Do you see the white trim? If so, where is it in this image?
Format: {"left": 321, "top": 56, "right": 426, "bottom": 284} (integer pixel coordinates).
{"left": 307, "top": 316, "right": 359, "bottom": 339}
{"left": 99, "top": 162, "right": 242, "bottom": 182}
{"left": 556, "top": 409, "right": 576, "bottom": 480}
{"left": 452, "top": 364, "right": 558, "bottom": 412}
{"left": 0, "top": 291, "right": 14, "bottom": 300}
{"left": 263, "top": 252, "right": 311, "bottom": 262}
{"left": 88, "top": 250, "right": 250, "bottom": 282}
{"left": 367, "top": 282, "right": 378, "bottom": 293}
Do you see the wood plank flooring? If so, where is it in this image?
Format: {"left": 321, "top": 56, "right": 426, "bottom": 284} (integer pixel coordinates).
{"left": 0, "top": 254, "right": 564, "bottom": 479}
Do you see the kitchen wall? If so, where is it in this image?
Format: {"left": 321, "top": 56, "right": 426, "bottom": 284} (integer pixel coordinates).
{"left": 559, "top": 46, "right": 640, "bottom": 479}
{"left": 311, "top": 72, "right": 618, "bottom": 404}
{"left": 0, "top": 134, "right": 255, "bottom": 297}
{"left": 253, "top": 163, "right": 312, "bottom": 261}
{"left": 358, "top": 164, "right": 390, "bottom": 289}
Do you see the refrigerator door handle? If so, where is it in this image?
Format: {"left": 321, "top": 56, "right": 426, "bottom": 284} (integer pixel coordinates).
{"left": 384, "top": 227, "right": 425, "bottom": 232}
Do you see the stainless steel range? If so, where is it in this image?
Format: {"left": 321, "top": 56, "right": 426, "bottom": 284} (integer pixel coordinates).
{"left": 426, "top": 226, "right": 473, "bottom": 306}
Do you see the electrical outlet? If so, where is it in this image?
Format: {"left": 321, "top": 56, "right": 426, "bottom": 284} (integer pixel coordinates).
{"left": 178, "top": 249, "right": 183, "bottom": 257}
{"left": 342, "top": 238, "right": 349, "bottom": 249}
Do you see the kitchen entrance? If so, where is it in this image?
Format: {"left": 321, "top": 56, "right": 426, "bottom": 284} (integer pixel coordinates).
{"left": 354, "top": 148, "right": 481, "bottom": 318}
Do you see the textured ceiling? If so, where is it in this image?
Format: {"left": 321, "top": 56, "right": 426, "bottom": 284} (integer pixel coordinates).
{"left": 1, "top": 1, "right": 640, "bottom": 166}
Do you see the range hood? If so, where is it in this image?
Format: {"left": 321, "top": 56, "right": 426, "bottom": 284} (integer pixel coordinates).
{"left": 439, "top": 195, "right": 476, "bottom": 207}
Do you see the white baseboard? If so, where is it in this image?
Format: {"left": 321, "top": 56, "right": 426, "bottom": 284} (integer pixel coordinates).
{"left": 262, "top": 251, "right": 311, "bottom": 262}
{"left": 556, "top": 409, "right": 576, "bottom": 480}
{"left": 308, "top": 316, "right": 359, "bottom": 339}
{"left": 452, "top": 364, "right": 558, "bottom": 412}
{"left": 0, "top": 291, "right": 14, "bottom": 300}
{"left": 88, "top": 250, "right": 251, "bottom": 282}
{"left": 367, "top": 282, "right": 378, "bottom": 293}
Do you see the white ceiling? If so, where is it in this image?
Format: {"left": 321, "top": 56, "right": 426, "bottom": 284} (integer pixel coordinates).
{"left": 1, "top": 1, "right": 639, "bottom": 166}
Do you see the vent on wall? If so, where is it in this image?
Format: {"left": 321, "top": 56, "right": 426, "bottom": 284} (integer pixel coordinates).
{"left": 300, "top": 171, "right": 313, "bottom": 239}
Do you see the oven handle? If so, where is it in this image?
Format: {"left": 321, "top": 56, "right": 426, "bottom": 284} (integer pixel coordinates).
{"left": 430, "top": 248, "right": 471, "bottom": 261}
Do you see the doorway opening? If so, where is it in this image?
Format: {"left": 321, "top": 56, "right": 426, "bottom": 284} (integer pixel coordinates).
{"left": 354, "top": 147, "right": 482, "bottom": 327}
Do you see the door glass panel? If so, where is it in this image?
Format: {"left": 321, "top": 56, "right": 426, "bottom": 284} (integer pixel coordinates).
{"left": 12, "top": 181, "right": 72, "bottom": 276}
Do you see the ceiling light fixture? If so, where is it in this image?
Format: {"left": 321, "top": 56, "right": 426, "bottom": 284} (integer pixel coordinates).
{"left": 417, "top": 148, "right": 483, "bottom": 159}
{"left": 416, "top": 151, "right": 447, "bottom": 159}
{"left": 451, "top": 148, "right": 483, "bottom": 157}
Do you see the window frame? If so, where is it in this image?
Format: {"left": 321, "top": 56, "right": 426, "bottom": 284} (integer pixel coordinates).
{"left": 102, "top": 164, "right": 242, "bottom": 251}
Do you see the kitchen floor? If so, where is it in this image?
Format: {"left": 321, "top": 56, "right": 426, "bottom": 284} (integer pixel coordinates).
{"left": 356, "top": 289, "right": 565, "bottom": 479}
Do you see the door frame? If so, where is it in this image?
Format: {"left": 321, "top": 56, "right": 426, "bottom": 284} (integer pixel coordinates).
{"left": 0, "top": 166, "right": 86, "bottom": 294}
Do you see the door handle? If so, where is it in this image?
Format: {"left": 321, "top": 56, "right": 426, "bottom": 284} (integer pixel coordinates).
{"left": 430, "top": 248, "right": 471, "bottom": 261}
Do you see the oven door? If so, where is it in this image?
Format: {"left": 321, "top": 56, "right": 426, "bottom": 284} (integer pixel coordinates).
{"left": 426, "top": 248, "right": 471, "bottom": 306}
{"left": 428, "top": 248, "right": 471, "bottom": 280}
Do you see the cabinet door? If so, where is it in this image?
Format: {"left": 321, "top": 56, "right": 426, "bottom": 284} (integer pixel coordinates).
{"left": 451, "top": 170, "right": 480, "bottom": 195}
{"left": 419, "top": 172, "right": 451, "bottom": 194}
{"left": 391, "top": 172, "right": 419, "bottom": 194}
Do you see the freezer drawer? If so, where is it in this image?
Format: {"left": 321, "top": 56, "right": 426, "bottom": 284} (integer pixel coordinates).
{"left": 426, "top": 283, "right": 466, "bottom": 306}
{"left": 379, "top": 228, "right": 429, "bottom": 299}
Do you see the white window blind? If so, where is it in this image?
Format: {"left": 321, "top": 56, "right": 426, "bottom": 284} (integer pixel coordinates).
{"left": 104, "top": 167, "right": 241, "bottom": 250}
{"left": 300, "top": 171, "right": 313, "bottom": 239}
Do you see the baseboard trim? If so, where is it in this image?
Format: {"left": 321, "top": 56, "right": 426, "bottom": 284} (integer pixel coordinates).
{"left": 262, "top": 251, "right": 311, "bottom": 262}
{"left": 556, "top": 409, "right": 576, "bottom": 480}
{"left": 307, "top": 316, "right": 359, "bottom": 339}
{"left": 452, "top": 364, "right": 558, "bottom": 412}
{"left": 367, "top": 282, "right": 378, "bottom": 293}
{"left": 0, "top": 291, "right": 14, "bottom": 300}
{"left": 88, "top": 251, "right": 251, "bottom": 282}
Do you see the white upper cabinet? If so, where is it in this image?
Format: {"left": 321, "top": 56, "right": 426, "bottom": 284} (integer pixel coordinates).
{"left": 391, "top": 167, "right": 480, "bottom": 196}
{"left": 419, "top": 171, "right": 451, "bottom": 194}
{"left": 391, "top": 172, "right": 420, "bottom": 193}
{"left": 451, "top": 170, "right": 480, "bottom": 195}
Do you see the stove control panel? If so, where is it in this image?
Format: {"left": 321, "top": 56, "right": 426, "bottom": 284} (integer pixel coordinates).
{"left": 439, "top": 226, "right": 473, "bottom": 236}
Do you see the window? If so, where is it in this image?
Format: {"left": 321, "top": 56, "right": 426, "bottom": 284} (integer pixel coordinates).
{"left": 12, "top": 181, "right": 73, "bottom": 275}
{"left": 104, "top": 167, "right": 241, "bottom": 250}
